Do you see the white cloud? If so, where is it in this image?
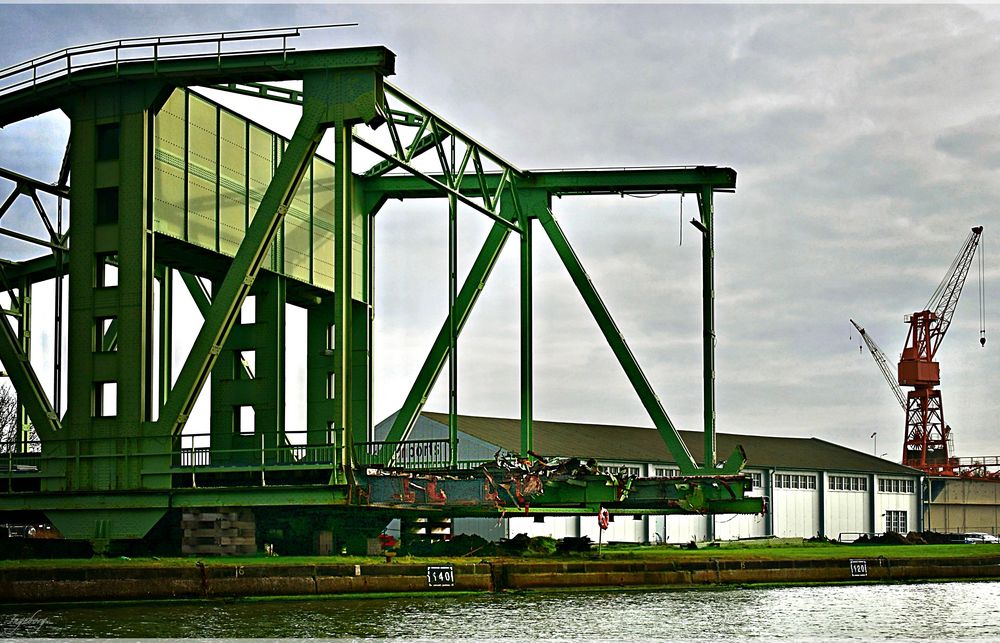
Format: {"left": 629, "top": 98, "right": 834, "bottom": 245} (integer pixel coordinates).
{"left": 2, "top": 4, "right": 1000, "bottom": 462}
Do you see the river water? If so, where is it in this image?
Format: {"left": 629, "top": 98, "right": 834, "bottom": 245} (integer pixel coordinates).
{"left": 2, "top": 581, "right": 998, "bottom": 640}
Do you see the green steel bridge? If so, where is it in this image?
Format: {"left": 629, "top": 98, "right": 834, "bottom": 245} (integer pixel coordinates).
{"left": 0, "top": 26, "right": 762, "bottom": 550}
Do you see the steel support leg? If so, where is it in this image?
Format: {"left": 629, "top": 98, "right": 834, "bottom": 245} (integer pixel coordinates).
{"left": 447, "top": 190, "right": 458, "bottom": 467}
{"left": 697, "top": 188, "right": 716, "bottom": 468}
{"left": 518, "top": 197, "right": 533, "bottom": 457}
{"left": 332, "top": 121, "right": 355, "bottom": 474}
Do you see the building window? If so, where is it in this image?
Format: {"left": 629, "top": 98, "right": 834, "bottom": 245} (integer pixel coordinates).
{"left": 878, "top": 478, "right": 915, "bottom": 494}
{"left": 615, "top": 465, "right": 641, "bottom": 478}
{"left": 885, "top": 510, "right": 908, "bottom": 534}
{"left": 829, "top": 475, "right": 868, "bottom": 492}
{"left": 95, "top": 187, "right": 119, "bottom": 225}
{"left": 654, "top": 467, "right": 679, "bottom": 478}
{"left": 749, "top": 472, "right": 762, "bottom": 488}
{"left": 93, "top": 381, "right": 117, "bottom": 417}
{"left": 774, "top": 473, "right": 816, "bottom": 489}
{"left": 96, "top": 122, "right": 120, "bottom": 161}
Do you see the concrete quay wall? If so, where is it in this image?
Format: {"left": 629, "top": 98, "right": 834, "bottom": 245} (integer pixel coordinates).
{"left": 3, "top": 556, "right": 1000, "bottom": 603}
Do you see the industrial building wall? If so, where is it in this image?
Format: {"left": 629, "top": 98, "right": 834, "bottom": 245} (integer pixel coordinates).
{"left": 509, "top": 515, "right": 582, "bottom": 540}
{"left": 451, "top": 517, "right": 507, "bottom": 541}
{"left": 771, "top": 471, "right": 821, "bottom": 538}
{"left": 713, "top": 512, "right": 769, "bottom": 540}
{"left": 874, "top": 476, "right": 920, "bottom": 534}
{"left": 824, "top": 485, "right": 871, "bottom": 539}
{"left": 649, "top": 514, "right": 707, "bottom": 544}
{"left": 927, "top": 478, "right": 1000, "bottom": 535}
{"left": 579, "top": 513, "right": 646, "bottom": 543}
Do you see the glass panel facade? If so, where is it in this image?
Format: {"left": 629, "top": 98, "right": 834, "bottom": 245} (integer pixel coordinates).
{"left": 187, "top": 94, "right": 217, "bottom": 249}
{"left": 312, "top": 159, "right": 335, "bottom": 290}
{"left": 218, "top": 111, "right": 247, "bottom": 256}
{"left": 153, "top": 90, "right": 186, "bottom": 238}
{"left": 284, "top": 162, "right": 312, "bottom": 282}
{"left": 151, "top": 89, "right": 343, "bottom": 291}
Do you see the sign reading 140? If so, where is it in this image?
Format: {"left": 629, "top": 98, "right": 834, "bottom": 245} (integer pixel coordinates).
{"left": 427, "top": 565, "right": 455, "bottom": 587}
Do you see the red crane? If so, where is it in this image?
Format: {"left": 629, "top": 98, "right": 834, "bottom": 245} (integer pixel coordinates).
{"left": 854, "top": 226, "right": 985, "bottom": 475}
{"left": 898, "top": 226, "right": 983, "bottom": 474}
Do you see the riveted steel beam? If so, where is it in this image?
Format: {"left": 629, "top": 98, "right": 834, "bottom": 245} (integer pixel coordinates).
{"left": 363, "top": 166, "right": 736, "bottom": 202}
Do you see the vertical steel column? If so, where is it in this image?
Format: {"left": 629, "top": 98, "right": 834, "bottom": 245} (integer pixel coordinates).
{"left": 255, "top": 273, "right": 286, "bottom": 462}
{"left": 517, "top": 198, "right": 533, "bottom": 457}
{"left": 208, "top": 277, "right": 241, "bottom": 466}
{"left": 64, "top": 82, "right": 168, "bottom": 494}
{"left": 447, "top": 189, "right": 458, "bottom": 467}
{"left": 698, "top": 187, "right": 717, "bottom": 468}
{"left": 53, "top": 255, "right": 63, "bottom": 416}
{"left": 332, "top": 121, "right": 355, "bottom": 472}
{"left": 16, "top": 280, "right": 31, "bottom": 452}
{"left": 157, "top": 266, "right": 172, "bottom": 413}
{"left": 307, "top": 295, "right": 338, "bottom": 474}
{"left": 208, "top": 274, "right": 284, "bottom": 466}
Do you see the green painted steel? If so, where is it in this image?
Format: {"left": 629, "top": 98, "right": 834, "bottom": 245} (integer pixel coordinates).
{"left": 698, "top": 188, "right": 717, "bottom": 468}
{"left": 517, "top": 191, "right": 534, "bottom": 457}
{"left": 0, "top": 33, "right": 761, "bottom": 543}
{"left": 536, "top": 206, "right": 701, "bottom": 475}
{"left": 0, "top": 290, "right": 59, "bottom": 441}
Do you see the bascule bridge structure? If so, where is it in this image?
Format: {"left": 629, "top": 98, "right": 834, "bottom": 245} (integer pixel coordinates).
{"left": 0, "top": 27, "right": 762, "bottom": 550}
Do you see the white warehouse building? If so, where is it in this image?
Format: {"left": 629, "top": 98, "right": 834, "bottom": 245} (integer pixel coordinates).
{"left": 375, "top": 412, "right": 923, "bottom": 544}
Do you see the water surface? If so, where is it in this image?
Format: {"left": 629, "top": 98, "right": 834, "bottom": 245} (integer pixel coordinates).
{"left": 2, "top": 582, "right": 998, "bottom": 640}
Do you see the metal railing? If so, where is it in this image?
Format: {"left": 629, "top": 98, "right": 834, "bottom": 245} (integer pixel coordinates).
{"left": 354, "top": 438, "right": 453, "bottom": 469}
{"left": 0, "top": 432, "right": 498, "bottom": 490}
{"left": 0, "top": 24, "right": 355, "bottom": 98}
{"left": 175, "top": 429, "right": 339, "bottom": 469}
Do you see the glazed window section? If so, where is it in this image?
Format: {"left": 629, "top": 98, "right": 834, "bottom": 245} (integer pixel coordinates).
{"left": 829, "top": 475, "right": 868, "bottom": 492}
{"left": 885, "top": 510, "right": 907, "bottom": 534}
{"left": 749, "top": 472, "right": 763, "bottom": 488}
{"left": 878, "top": 478, "right": 915, "bottom": 494}
{"left": 654, "top": 467, "right": 679, "bottom": 478}
{"left": 774, "top": 473, "right": 817, "bottom": 489}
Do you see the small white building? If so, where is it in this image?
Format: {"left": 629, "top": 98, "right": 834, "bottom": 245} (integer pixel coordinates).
{"left": 375, "top": 412, "right": 923, "bottom": 544}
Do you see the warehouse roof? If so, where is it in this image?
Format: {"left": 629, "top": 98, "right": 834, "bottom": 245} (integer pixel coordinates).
{"left": 420, "top": 412, "right": 920, "bottom": 476}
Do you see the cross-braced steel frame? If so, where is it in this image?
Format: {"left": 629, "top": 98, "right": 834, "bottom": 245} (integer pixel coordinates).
{"left": 0, "top": 27, "right": 761, "bottom": 544}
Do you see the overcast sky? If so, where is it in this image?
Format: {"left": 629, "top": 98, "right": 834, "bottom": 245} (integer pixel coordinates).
{"left": 2, "top": 3, "right": 1000, "bottom": 463}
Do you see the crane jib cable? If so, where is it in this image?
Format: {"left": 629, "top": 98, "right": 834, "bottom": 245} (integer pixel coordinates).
{"left": 980, "top": 232, "right": 986, "bottom": 346}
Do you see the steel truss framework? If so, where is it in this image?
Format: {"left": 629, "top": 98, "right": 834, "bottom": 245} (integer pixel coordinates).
{"left": 0, "top": 28, "right": 761, "bottom": 543}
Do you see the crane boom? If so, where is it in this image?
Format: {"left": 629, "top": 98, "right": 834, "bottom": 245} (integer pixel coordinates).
{"left": 925, "top": 226, "right": 984, "bottom": 356}
{"left": 851, "top": 319, "right": 906, "bottom": 410}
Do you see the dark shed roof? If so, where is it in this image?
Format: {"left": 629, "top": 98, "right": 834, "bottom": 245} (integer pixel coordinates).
{"left": 421, "top": 412, "right": 920, "bottom": 476}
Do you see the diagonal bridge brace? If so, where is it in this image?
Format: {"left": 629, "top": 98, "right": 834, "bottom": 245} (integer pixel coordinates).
{"left": 536, "top": 206, "right": 744, "bottom": 476}
{"left": 0, "top": 308, "right": 59, "bottom": 441}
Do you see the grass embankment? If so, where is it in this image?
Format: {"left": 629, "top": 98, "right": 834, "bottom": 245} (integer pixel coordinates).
{"left": 2, "top": 539, "right": 998, "bottom": 568}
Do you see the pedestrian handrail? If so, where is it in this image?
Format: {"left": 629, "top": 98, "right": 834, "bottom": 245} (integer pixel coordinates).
{"left": 0, "top": 23, "right": 355, "bottom": 98}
